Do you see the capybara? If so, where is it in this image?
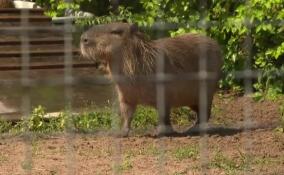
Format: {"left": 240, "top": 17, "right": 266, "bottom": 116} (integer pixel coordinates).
{"left": 0, "top": 0, "right": 14, "bottom": 8}
{"left": 80, "top": 22, "right": 223, "bottom": 136}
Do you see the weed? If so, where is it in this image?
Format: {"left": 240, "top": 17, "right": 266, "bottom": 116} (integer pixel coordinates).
{"left": 173, "top": 145, "right": 198, "bottom": 161}
{"left": 0, "top": 153, "right": 8, "bottom": 164}
{"left": 210, "top": 151, "right": 251, "bottom": 175}
{"left": 211, "top": 104, "right": 223, "bottom": 117}
{"left": 253, "top": 156, "right": 283, "bottom": 166}
{"left": 146, "top": 144, "right": 161, "bottom": 156}
{"left": 113, "top": 154, "right": 133, "bottom": 173}
{"left": 120, "top": 154, "right": 133, "bottom": 171}
{"left": 31, "top": 141, "right": 40, "bottom": 157}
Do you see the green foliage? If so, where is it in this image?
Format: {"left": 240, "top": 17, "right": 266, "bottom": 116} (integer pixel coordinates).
{"left": 26, "top": 105, "right": 65, "bottom": 133}
{"left": 156, "top": 0, "right": 283, "bottom": 93}
{"left": 253, "top": 65, "right": 284, "bottom": 100}
{"left": 72, "top": 108, "right": 113, "bottom": 132}
{"left": 0, "top": 119, "right": 12, "bottom": 133}
{"left": 0, "top": 106, "right": 113, "bottom": 134}
{"left": 35, "top": 0, "right": 82, "bottom": 17}
{"left": 0, "top": 105, "right": 200, "bottom": 134}
{"left": 131, "top": 105, "right": 157, "bottom": 130}
{"left": 75, "top": 6, "right": 134, "bottom": 26}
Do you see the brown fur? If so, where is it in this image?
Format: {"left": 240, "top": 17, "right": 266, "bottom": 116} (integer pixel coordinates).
{"left": 0, "top": 0, "right": 14, "bottom": 8}
{"left": 80, "top": 22, "right": 223, "bottom": 136}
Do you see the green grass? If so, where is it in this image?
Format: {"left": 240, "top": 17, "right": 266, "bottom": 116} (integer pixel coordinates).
{"left": 0, "top": 105, "right": 196, "bottom": 135}
{"left": 131, "top": 105, "right": 157, "bottom": 131}
{"left": 112, "top": 154, "right": 133, "bottom": 173}
{"left": 120, "top": 154, "right": 133, "bottom": 171}
{"left": 173, "top": 145, "right": 199, "bottom": 161}
{"left": 0, "top": 119, "right": 12, "bottom": 133}
{"left": 209, "top": 151, "right": 252, "bottom": 175}
{"left": 253, "top": 156, "right": 284, "bottom": 166}
{"left": 143, "top": 144, "right": 161, "bottom": 156}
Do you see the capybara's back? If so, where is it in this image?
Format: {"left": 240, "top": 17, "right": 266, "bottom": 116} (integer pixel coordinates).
{"left": 153, "top": 34, "right": 223, "bottom": 108}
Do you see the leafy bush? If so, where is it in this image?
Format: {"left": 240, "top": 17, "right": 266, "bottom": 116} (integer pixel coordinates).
{"left": 253, "top": 65, "right": 284, "bottom": 100}
{"left": 35, "top": 0, "right": 82, "bottom": 17}
{"left": 72, "top": 0, "right": 284, "bottom": 96}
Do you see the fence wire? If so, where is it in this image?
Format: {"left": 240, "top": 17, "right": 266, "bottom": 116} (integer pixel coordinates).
{"left": 0, "top": 0, "right": 281, "bottom": 175}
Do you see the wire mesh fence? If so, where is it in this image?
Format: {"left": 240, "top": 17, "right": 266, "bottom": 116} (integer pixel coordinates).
{"left": 0, "top": 0, "right": 283, "bottom": 174}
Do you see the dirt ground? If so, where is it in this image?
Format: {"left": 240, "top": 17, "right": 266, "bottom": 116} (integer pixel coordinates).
{"left": 0, "top": 93, "right": 284, "bottom": 175}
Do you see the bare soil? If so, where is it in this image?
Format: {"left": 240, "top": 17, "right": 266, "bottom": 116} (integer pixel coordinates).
{"left": 0, "top": 93, "right": 283, "bottom": 175}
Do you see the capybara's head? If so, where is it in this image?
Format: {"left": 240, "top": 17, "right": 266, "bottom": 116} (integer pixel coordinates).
{"left": 80, "top": 22, "right": 138, "bottom": 70}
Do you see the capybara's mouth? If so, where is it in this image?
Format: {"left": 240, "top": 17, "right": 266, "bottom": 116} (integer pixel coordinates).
{"left": 80, "top": 47, "right": 106, "bottom": 72}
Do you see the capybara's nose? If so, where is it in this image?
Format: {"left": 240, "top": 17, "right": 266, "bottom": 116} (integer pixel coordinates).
{"left": 81, "top": 34, "right": 89, "bottom": 45}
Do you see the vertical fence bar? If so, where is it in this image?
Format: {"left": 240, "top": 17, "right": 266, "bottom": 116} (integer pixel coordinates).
{"left": 243, "top": 0, "right": 253, "bottom": 174}
{"left": 20, "top": 9, "right": 32, "bottom": 174}
{"left": 156, "top": 49, "right": 166, "bottom": 175}
{"left": 111, "top": 89, "right": 122, "bottom": 175}
{"left": 108, "top": 1, "right": 123, "bottom": 174}
{"left": 63, "top": 0, "right": 75, "bottom": 174}
{"left": 198, "top": 1, "right": 209, "bottom": 174}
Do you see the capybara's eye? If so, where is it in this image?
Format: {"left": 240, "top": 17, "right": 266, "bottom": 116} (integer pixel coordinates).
{"left": 110, "top": 29, "right": 124, "bottom": 35}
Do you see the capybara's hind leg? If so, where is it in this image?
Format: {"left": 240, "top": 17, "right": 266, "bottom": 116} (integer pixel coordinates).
{"left": 120, "top": 102, "right": 136, "bottom": 137}
{"left": 157, "top": 107, "right": 175, "bottom": 136}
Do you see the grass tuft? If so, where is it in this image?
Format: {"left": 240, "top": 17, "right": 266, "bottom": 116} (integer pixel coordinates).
{"left": 173, "top": 145, "right": 198, "bottom": 161}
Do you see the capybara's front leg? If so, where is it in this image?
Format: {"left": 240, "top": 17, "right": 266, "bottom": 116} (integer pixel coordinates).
{"left": 119, "top": 102, "right": 136, "bottom": 137}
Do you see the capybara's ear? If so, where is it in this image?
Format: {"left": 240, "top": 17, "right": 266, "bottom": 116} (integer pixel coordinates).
{"left": 130, "top": 23, "right": 138, "bottom": 34}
